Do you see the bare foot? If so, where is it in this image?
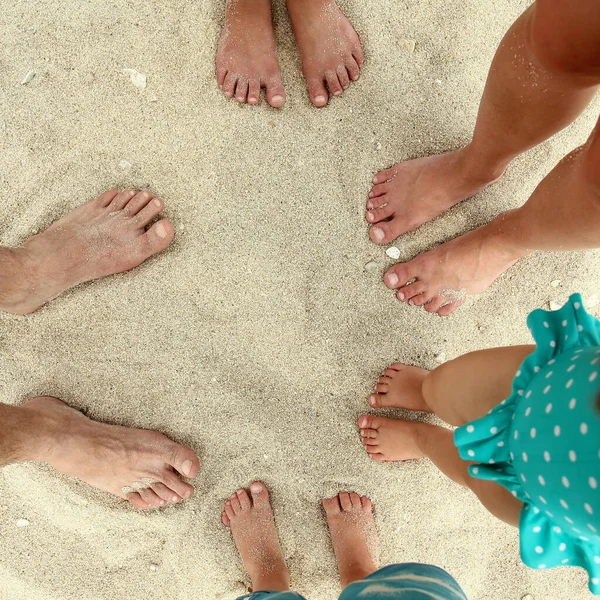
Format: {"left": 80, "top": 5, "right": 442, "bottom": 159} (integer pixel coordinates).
{"left": 2, "top": 189, "right": 174, "bottom": 315}
{"left": 383, "top": 220, "right": 526, "bottom": 316}
{"left": 21, "top": 396, "right": 199, "bottom": 509}
{"left": 216, "top": 0, "right": 286, "bottom": 107}
{"left": 287, "top": 0, "right": 363, "bottom": 107}
{"left": 358, "top": 414, "right": 429, "bottom": 462}
{"left": 367, "top": 148, "right": 503, "bottom": 244}
{"left": 322, "top": 492, "right": 378, "bottom": 587}
{"left": 368, "top": 363, "right": 431, "bottom": 411}
{"left": 221, "top": 482, "right": 290, "bottom": 593}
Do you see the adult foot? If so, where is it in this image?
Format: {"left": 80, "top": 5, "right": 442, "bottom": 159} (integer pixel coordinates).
{"left": 287, "top": 0, "right": 363, "bottom": 108}
{"left": 383, "top": 219, "right": 525, "bottom": 316}
{"left": 367, "top": 149, "right": 503, "bottom": 244}
{"left": 216, "top": 0, "right": 286, "bottom": 107}
{"left": 20, "top": 396, "right": 200, "bottom": 509}
{"left": 222, "top": 482, "right": 290, "bottom": 593}
{"left": 322, "top": 491, "right": 378, "bottom": 587}
{"left": 2, "top": 189, "right": 174, "bottom": 315}
{"left": 368, "top": 363, "right": 431, "bottom": 411}
{"left": 358, "top": 415, "right": 428, "bottom": 462}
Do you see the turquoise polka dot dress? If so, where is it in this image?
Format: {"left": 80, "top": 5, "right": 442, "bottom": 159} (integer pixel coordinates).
{"left": 455, "top": 294, "right": 600, "bottom": 595}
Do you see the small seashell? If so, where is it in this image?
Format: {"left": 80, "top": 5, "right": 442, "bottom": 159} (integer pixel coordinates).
{"left": 21, "top": 71, "right": 35, "bottom": 85}
{"left": 550, "top": 280, "right": 560, "bottom": 288}
{"left": 434, "top": 79, "right": 442, "bottom": 85}
{"left": 375, "top": 142, "right": 382, "bottom": 150}
{"left": 521, "top": 595, "right": 533, "bottom": 600}
{"left": 398, "top": 39, "right": 416, "bottom": 52}
{"left": 385, "top": 246, "right": 401, "bottom": 259}
{"left": 149, "top": 563, "right": 159, "bottom": 572}
{"left": 122, "top": 68, "right": 147, "bottom": 89}
{"left": 548, "top": 301, "right": 561, "bottom": 311}
{"left": 478, "top": 325, "right": 487, "bottom": 334}
{"left": 118, "top": 160, "right": 132, "bottom": 170}
{"left": 434, "top": 352, "right": 446, "bottom": 363}
{"left": 364, "top": 260, "right": 378, "bottom": 273}
{"left": 586, "top": 294, "right": 599, "bottom": 308}
{"left": 16, "top": 519, "right": 30, "bottom": 527}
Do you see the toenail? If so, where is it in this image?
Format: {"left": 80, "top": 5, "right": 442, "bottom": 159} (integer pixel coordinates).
{"left": 181, "top": 459, "right": 193, "bottom": 476}
{"left": 250, "top": 483, "right": 263, "bottom": 494}
{"left": 129, "top": 190, "right": 136, "bottom": 196}
{"left": 408, "top": 299, "right": 414, "bottom": 306}
{"left": 153, "top": 199, "right": 161, "bottom": 207}
{"left": 372, "top": 227, "right": 384, "bottom": 242}
{"left": 271, "top": 95, "right": 284, "bottom": 104}
{"left": 368, "top": 395, "right": 376, "bottom": 406}
{"left": 368, "top": 191, "right": 373, "bottom": 198}
{"left": 367, "top": 201, "right": 374, "bottom": 210}
{"left": 142, "top": 191, "right": 150, "bottom": 199}
{"left": 172, "top": 496, "right": 178, "bottom": 502}
{"left": 387, "top": 273, "right": 399, "bottom": 287}
{"left": 184, "top": 490, "right": 192, "bottom": 499}
{"left": 397, "top": 292, "right": 404, "bottom": 301}
{"left": 314, "top": 95, "right": 327, "bottom": 104}
{"left": 155, "top": 222, "right": 167, "bottom": 239}
{"left": 367, "top": 212, "right": 375, "bottom": 222}
{"left": 333, "top": 90, "right": 342, "bottom": 96}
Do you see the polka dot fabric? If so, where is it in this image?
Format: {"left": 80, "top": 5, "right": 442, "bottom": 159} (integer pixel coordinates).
{"left": 455, "top": 294, "right": 600, "bottom": 595}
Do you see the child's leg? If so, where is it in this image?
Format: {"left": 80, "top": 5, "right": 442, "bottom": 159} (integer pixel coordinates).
{"left": 360, "top": 345, "right": 534, "bottom": 527}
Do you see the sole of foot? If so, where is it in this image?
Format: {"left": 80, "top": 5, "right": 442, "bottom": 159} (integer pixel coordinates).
{"left": 216, "top": 0, "right": 286, "bottom": 107}
{"left": 222, "top": 482, "right": 290, "bottom": 593}
{"left": 21, "top": 396, "right": 199, "bottom": 509}
{"left": 358, "top": 414, "right": 426, "bottom": 462}
{"left": 367, "top": 149, "right": 504, "bottom": 244}
{"left": 322, "top": 491, "right": 378, "bottom": 587}
{"left": 369, "top": 363, "right": 431, "bottom": 411}
{"left": 383, "top": 220, "right": 523, "bottom": 317}
{"left": 287, "top": 0, "right": 363, "bottom": 108}
{"left": 6, "top": 189, "right": 173, "bottom": 315}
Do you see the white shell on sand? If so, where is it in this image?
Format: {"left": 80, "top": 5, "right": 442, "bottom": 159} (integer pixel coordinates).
{"left": 364, "top": 260, "right": 378, "bottom": 273}
{"left": 548, "top": 300, "right": 561, "bottom": 311}
{"left": 385, "top": 246, "right": 401, "bottom": 259}
{"left": 16, "top": 519, "right": 30, "bottom": 527}
{"left": 521, "top": 595, "right": 533, "bottom": 600}
{"left": 149, "top": 563, "right": 159, "bottom": 572}
{"left": 375, "top": 142, "right": 382, "bottom": 150}
{"left": 118, "top": 160, "right": 132, "bottom": 170}
{"left": 434, "top": 352, "right": 446, "bottom": 363}
{"left": 21, "top": 71, "right": 35, "bottom": 85}
{"left": 399, "top": 39, "right": 416, "bottom": 52}
{"left": 586, "top": 294, "right": 599, "bottom": 308}
{"left": 122, "top": 68, "right": 147, "bottom": 89}
{"left": 550, "top": 280, "right": 561, "bottom": 288}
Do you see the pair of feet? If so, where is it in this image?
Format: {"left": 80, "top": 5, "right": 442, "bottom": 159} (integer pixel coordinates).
{"left": 222, "top": 483, "right": 378, "bottom": 592}
{"left": 216, "top": 0, "right": 363, "bottom": 108}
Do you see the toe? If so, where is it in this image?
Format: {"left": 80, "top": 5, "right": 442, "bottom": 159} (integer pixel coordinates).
{"left": 230, "top": 493, "right": 242, "bottom": 514}
{"left": 141, "top": 219, "right": 174, "bottom": 255}
{"left": 389, "top": 363, "right": 403, "bottom": 371}
{"left": 136, "top": 197, "right": 165, "bottom": 227}
{"left": 377, "top": 376, "right": 393, "bottom": 384}
{"left": 366, "top": 193, "right": 390, "bottom": 211}
{"left": 374, "top": 382, "right": 388, "bottom": 393}
{"left": 352, "top": 44, "right": 365, "bottom": 67}
{"left": 235, "top": 78, "right": 249, "bottom": 104}
{"left": 139, "top": 488, "right": 166, "bottom": 508}
{"left": 360, "top": 496, "right": 372, "bottom": 511}
{"left": 96, "top": 189, "right": 119, "bottom": 207}
{"left": 368, "top": 183, "right": 389, "bottom": 199}
{"left": 369, "top": 453, "right": 385, "bottom": 462}
{"left": 360, "top": 427, "right": 378, "bottom": 440}
{"left": 398, "top": 281, "right": 426, "bottom": 303}
{"left": 151, "top": 482, "right": 181, "bottom": 504}
{"left": 368, "top": 393, "right": 385, "bottom": 408}
{"left": 125, "top": 190, "right": 154, "bottom": 216}
{"left": 339, "top": 492, "right": 352, "bottom": 511}
{"left": 369, "top": 222, "right": 398, "bottom": 244}
{"left": 424, "top": 296, "right": 444, "bottom": 313}
{"left": 345, "top": 56, "right": 360, "bottom": 81}
{"left": 358, "top": 414, "right": 386, "bottom": 431}
{"left": 169, "top": 444, "right": 200, "bottom": 479}
{"left": 384, "top": 264, "right": 414, "bottom": 290}
{"left": 411, "top": 293, "right": 432, "bottom": 307}
{"left": 373, "top": 167, "right": 397, "bottom": 185}
{"left": 127, "top": 492, "right": 150, "bottom": 509}
{"left": 110, "top": 189, "right": 137, "bottom": 211}
{"left": 216, "top": 66, "right": 227, "bottom": 88}
{"left": 366, "top": 204, "right": 394, "bottom": 224}
{"left": 336, "top": 64, "right": 350, "bottom": 90}
{"left": 159, "top": 469, "right": 195, "bottom": 501}
{"left": 224, "top": 502, "right": 235, "bottom": 521}
{"left": 349, "top": 492, "right": 361, "bottom": 508}
{"left": 237, "top": 488, "right": 252, "bottom": 510}
{"left": 221, "top": 511, "right": 231, "bottom": 526}
{"left": 306, "top": 77, "right": 328, "bottom": 108}
{"left": 437, "top": 300, "right": 464, "bottom": 317}
{"left": 222, "top": 72, "right": 237, "bottom": 98}
{"left": 322, "top": 495, "right": 342, "bottom": 514}
{"left": 249, "top": 481, "right": 270, "bottom": 506}
{"left": 248, "top": 80, "right": 261, "bottom": 105}
{"left": 265, "top": 75, "right": 286, "bottom": 108}
{"left": 325, "top": 70, "right": 343, "bottom": 96}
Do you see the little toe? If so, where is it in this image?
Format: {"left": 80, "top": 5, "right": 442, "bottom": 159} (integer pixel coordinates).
{"left": 336, "top": 65, "right": 350, "bottom": 90}
{"left": 399, "top": 282, "right": 426, "bottom": 303}
{"left": 369, "top": 452, "right": 385, "bottom": 462}
{"left": 349, "top": 492, "right": 361, "bottom": 507}
{"left": 322, "top": 495, "right": 342, "bottom": 514}
{"left": 139, "top": 488, "right": 165, "bottom": 508}
{"left": 96, "top": 189, "right": 119, "bottom": 207}
{"left": 389, "top": 363, "right": 403, "bottom": 371}
{"left": 437, "top": 300, "right": 464, "bottom": 317}
{"left": 366, "top": 204, "right": 394, "bottom": 224}
{"left": 375, "top": 382, "right": 389, "bottom": 393}
{"left": 127, "top": 492, "right": 150, "bottom": 510}
{"left": 325, "top": 71, "right": 343, "bottom": 96}
{"left": 306, "top": 77, "right": 329, "bottom": 107}
{"left": 235, "top": 78, "right": 249, "bottom": 104}
{"left": 124, "top": 190, "right": 153, "bottom": 216}
{"left": 249, "top": 481, "right": 270, "bottom": 506}
{"left": 151, "top": 482, "right": 181, "bottom": 504}
{"left": 265, "top": 75, "right": 286, "bottom": 108}
{"left": 345, "top": 56, "right": 360, "bottom": 81}
{"left": 237, "top": 488, "right": 252, "bottom": 510}
{"left": 221, "top": 511, "right": 230, "bottom": 526}
{"left": 339, "top": 492, "right": 352, "bottom": 511}
{"left": 135, "top": 197, "right": 164, "bottom": 227}
{"left": 222, "top": 72, "right": 237, "bottom": 98}
{"left": 248, "top": 80, "right": 261, "bottom": 105}
{"left": 224, "top": 502, "right": 235, "bottom": 521}
{"left": 110, "top": 189, "right": 137, "bottom": 211}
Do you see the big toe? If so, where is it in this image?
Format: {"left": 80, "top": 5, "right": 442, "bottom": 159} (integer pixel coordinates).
{"left": 142, "top": 219, "right": 174, "bottom": 256}
{"left": 265, "top": 75, "right": 286, "bottom": 108}
{"left": 306, "top": 76, "right": 329, "bottom": 108}
{"left": 249, "top": 481, "right": 270, "bottom": 506}
{"left": 169, "top": 444, "right": 200, "bottom": 479}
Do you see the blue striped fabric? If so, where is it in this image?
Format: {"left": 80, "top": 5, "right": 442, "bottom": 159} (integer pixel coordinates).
{"left": 235, "top": 562, "right": 468, "bottom": 600}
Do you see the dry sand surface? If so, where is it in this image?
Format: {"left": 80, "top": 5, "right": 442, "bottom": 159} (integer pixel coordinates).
{"left": 1, "top": 0, "right": 599, "bottom": 598}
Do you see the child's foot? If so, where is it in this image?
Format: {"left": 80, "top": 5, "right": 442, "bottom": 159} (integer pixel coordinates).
{"left": 221, "top": 482, "right": 290, "bottom": 593}
{"left": 366, "top": 149, "right": 503, "bottom": 244}
{"left": 368, "top": 363, "right": 431, "bottom": 411}
{"left": 384, "top": 220, "right": 524, "bottom": 317}
{"left": 21, "top": 396, "right": 199, "bottom": 509}
{"left": 216, "top": 0, "right": 286, "bottom": 107}
{"left": 322, "top": 492, "right": 378, "bottom": 587}
{"left": 3, "top": 189, "right": 173, "bottom": 315}
{"left": 358, "top": 415, "right": 427, "bottom": 462}
{"left": 287, "top": 0, "right": 363, "bottom": 107}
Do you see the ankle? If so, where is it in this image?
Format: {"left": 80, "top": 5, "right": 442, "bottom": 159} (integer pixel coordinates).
{"left": 458, "top": 144, "right": 510, "bottom": 185}
{"left": 252, "top": 570, "right": 290, "bottom": 593}
{"left": 0, "top": 247, "right": 41, "bottom": 314}
{"left": 340, "top": 563, "right": 377, "bottom": 588}
{"left": 484, "top": 210, "right": 533, "bottom": 261}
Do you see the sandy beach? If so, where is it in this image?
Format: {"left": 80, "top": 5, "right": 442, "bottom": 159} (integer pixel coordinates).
{"left": 1, "top": 0, "right": 599, "bottom": 598}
